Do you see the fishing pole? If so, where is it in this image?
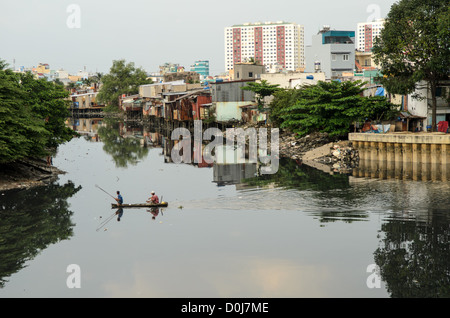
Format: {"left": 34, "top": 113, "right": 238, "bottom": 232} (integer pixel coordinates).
{"left": 95, "top": 184, "right": 116, "bottom": 200}
{"left": 95, "top": 211, "right": 117, "bottom": 232}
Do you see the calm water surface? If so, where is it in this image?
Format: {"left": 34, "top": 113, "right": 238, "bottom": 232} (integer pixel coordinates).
{"left": 1, "top": 120, "right": 449, "bottom": 298}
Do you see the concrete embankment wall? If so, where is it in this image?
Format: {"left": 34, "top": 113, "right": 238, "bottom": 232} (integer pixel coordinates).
{"left": 349, "top": 133, "right": 450, "bottom": 145}
{"left": 349, "top": 132, "right": 450, "bottom": 181}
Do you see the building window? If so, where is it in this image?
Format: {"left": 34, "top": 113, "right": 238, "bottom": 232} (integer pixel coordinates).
{"left": 332, "top": 54, "right": 337, "bottom": 61}
{"left": 343, "top": 54, "right": 349, "bottom": 61}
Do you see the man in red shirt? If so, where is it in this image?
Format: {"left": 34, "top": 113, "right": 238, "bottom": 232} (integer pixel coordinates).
{"left": 147, "top": 191, "right": 159, "bottom": 204}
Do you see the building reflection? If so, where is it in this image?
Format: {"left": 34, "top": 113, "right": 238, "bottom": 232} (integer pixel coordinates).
{"left": 67, "top": 117, "right": 263, "bottom": 186}
{"left": 162, "top": 135, "right": 262, "bottom": 187}
{"left": 66, "top": 117, "right": 104, "bottom": 141}
{"left": 213, "top": 163, "right": 257, "bottom": 186}
{"left": 67, "top": 116, "right": 450, "bottom": 183}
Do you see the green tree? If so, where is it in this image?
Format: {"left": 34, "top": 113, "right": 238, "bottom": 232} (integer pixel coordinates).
{"left": 97, "top": 59, "right": 152, "bottom": 111}
{"left": 241, "top": 79, "right": 281, "bottom": 110}
{"left": 0, "top": 59, "right": 74, "bottom": 163}
{"left": 66, "top": 82, "right": 79, "bottom": 91}
{"left": 279, "top": 80, "right": 396, "bottom": 137}
{"left": 372, "top": 0, "right": 450, "bottom": 131}
{"left": 19, "top": 72, "right": 74, "bottom": 149}
{"left": 269, "top": 87, "right": 305, "bottom": 126}
{"left": 54, "top": 78, "right": 64, "bottom": 86}
{"left": 0, "top": 67, "right": 47, "bottom": 162}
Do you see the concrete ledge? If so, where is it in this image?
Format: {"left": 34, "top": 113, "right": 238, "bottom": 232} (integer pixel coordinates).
{"left": 302, "top": 159, "right": 332, "bottom": 174}
{"left": 349, "top": 132, "right": 450, "bottom": 144}
{"left": 302, "top": 142, "right": 334, "bottom": 160}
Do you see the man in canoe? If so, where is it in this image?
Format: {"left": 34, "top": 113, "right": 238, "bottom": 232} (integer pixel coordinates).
{"left": 115, "top": 191, "right": 123, "bottom": 206}
{"left": 147, "top": 191, "right": 159, "bottom": 204}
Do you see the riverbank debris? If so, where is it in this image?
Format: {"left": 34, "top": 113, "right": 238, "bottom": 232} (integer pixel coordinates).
{"left": 0, "top": 157, "right": 65, "bottom": 192}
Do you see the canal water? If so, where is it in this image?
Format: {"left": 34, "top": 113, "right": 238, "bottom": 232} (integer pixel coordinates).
{"left": 0, "top": 118, "right": 449, "bottom": 298}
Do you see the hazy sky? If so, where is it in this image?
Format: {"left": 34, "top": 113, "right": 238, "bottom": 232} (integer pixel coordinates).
{"left": 0, "top": 0, "right": 399, "bottom": 75}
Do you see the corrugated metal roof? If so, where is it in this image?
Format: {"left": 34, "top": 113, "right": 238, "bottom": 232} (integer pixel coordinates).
{"left": 239, "top": 103, "right": 258, "bottom": 108}
{"left": 399, "top": 111, "right": 426, "bottom": 119}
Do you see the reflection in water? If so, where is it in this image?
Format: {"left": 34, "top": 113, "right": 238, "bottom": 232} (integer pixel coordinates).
{"left": 60, "top": 116, "right": 450, "bottom": 297}
{"left": 375, "top": 209, "right": 450, "bottom": 297}
{"left": 186, "top": 159, "right": 372, "bottom": 224}
{"left": 116, "top": 208, "right": 124, "bottom": 221}
{"left": 95, "top": 207, "right": 165, "bottom": 232}
{"left": 97, "top": 118, "right": 149, "bottom": 167}
{"left": 213, "top": 162, "right": 257, "bottom": 186}
{"left": 239, "top": 159, "right": 450, "bottom": 297}
{"left": 95, "top": 208, "right": 124, "bottom": 232}
{"left": 241, "top": 158, "right": 351, "bottom": 191}
{"left": 0, "top": 181, "right": 81, "bottom": 288}
{"left": 353, "top": 141, "right": 450, "bottom": 182}
{"left": 66, "top": 117, "right": 103, "bottom": 141}
{"left": 147, "top": 207, "right": 161, "bottom": 220}
{"left": 370, "top": 181, "right": 450, "bottom": 298}
{"left": 354, "top": 158, "right": 450, "bottom": 182}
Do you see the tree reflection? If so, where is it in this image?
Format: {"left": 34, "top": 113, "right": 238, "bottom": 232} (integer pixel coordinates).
{"left": 243, "top": 158, "right": 351, "bottom": 191}
{"left": 374, "top": 210, "right": 450, "bottom": 297}
{"left": 242, "top": 158, "right": 370, "bottom": 223}
{"left": 97, "top": 118, "right": 149, "bottom": 167}
{"left": 0, "top": 181, "right": 81, "bottom": 288}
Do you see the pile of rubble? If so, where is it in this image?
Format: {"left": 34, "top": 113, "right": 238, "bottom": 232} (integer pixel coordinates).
{"left": 279, "top": 131, "right": 332, "bottom": 160}
{"left": 277, "top": 131, "right": 360, "bottom": 172}
{"left": 234, "top": 123, "right": 361, "bottom": 172}
{"left": 317, "top": 141, "right": 360, "bottom": 172}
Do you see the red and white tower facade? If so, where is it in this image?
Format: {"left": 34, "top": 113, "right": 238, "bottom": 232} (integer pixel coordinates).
{"left": 356, "top": 19, "right": 385, "bottom": 52}
{"left": 225, "top": 21, "right": 305, "bottom": 72}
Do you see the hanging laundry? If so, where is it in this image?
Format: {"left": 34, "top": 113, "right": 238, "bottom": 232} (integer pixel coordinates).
{"left": 437, "top": 121, "right": 448, "bottom": 133}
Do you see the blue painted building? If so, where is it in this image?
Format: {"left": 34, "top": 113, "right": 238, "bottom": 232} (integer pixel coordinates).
{"left": 305, "top": 26, "right": 356, "bottom": 80}
{"left": 190, "top": 60, "right": 210, "bottom": 78}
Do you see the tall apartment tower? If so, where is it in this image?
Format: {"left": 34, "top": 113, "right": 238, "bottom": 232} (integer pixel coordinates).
{"left": 356, "top": 19, "right": 385, "bottom": 52}
{"left": 224, "top": 21, "right": 305, "bottom": 72}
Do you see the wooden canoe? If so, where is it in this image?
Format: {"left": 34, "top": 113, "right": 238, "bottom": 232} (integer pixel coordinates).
{"left": 111, "top": 202, "right": 168, "bottom": 209}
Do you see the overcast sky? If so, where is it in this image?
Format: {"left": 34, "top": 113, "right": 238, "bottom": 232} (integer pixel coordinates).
{"left": 0, "top": 0, "right": 398, "bottom": 75}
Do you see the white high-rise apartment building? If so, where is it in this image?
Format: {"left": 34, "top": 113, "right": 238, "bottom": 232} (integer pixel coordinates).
{"left": 224, "top": 21, "right": 305, "bottom": 72}
{"left": 356, "top": 19, "right": 385, "bottom": 52}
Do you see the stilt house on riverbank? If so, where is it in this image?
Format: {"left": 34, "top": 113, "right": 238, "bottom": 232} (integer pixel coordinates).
{"left": 68, "top": 89, "right": 105, "bottom": 117}
{"left": 136, "top": 80, "right": 211, "bottom": 124}
{"left": 118, "top": 76, "right": 264, "bottom": 127}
